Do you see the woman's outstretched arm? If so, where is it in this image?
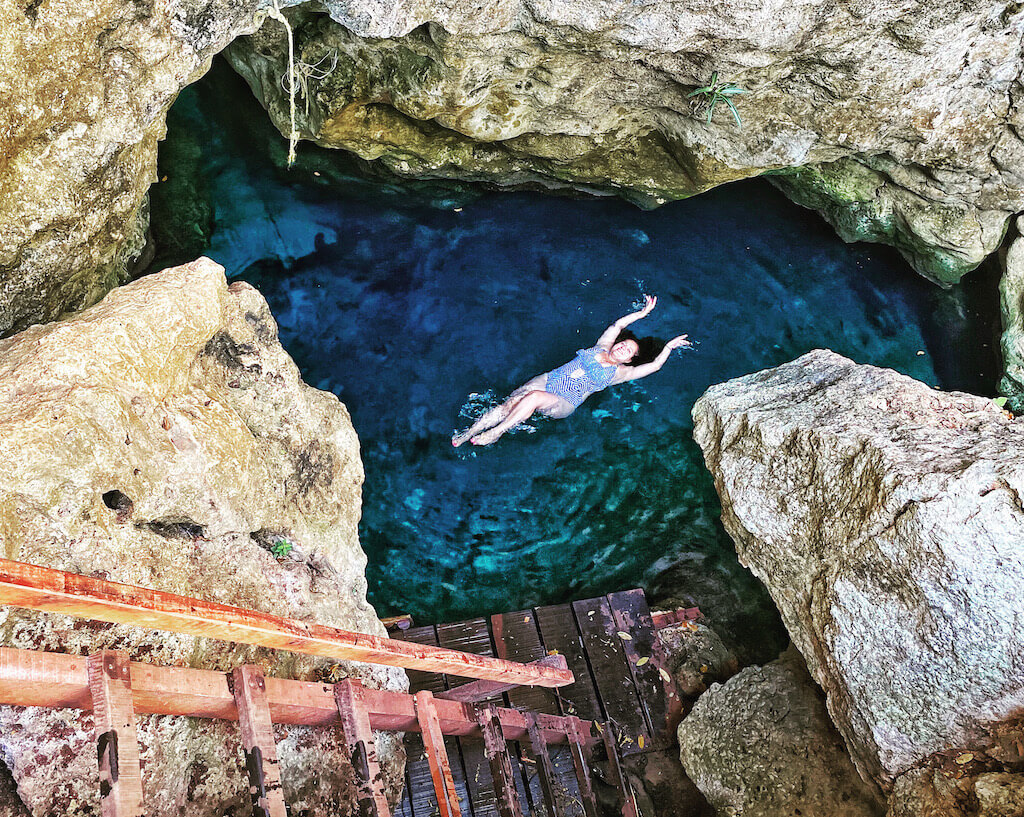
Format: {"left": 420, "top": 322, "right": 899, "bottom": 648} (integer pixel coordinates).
{"left": 615, "top": 334, "right": 692, "bottom": 382}
{"left": 597, "top": 295, "right": 657, "bottom": 348}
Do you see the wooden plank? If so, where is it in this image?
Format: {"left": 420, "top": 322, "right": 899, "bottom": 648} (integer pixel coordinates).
{"left": 394, "top": 625, "right": 446, "bottom": 695}
{"left": 436, "top": 618, "right": 503, "bottom": 817}
{"left": 335, "top": 679, "right": 392, "bottom": 817}
{"left": 0, "top": 558, "right": 573, "bottom": 687}
{"left": 87, "top": 651, "right": 143, "bottom": 817}
{"left": 525, "top": 714, "right": 558, "bottom": 817}
{"left": 491, "top": 610, "right": 559, "bottom": 714}
{"left": 0, "top": 647, "right": 586, "bottom": 744}
{"left": 477, "top": 704, "right": 523, "bottom": 817}
{"left": 437, "top": 655, "right": 569, "bottom": 703}
{"left": 571, "top": 597, "right": 650, "bottom": 754}
{"left": 381, "top": 615, "right": 414, "bottom": 632}
{"left": 566, "top": 718, "right": 600, "bottom": 817}
{"left": 602, "top": 721, "right": 639, "bottom": 817}
{"left": 491, "top": 610, "right": 560, "bottom": 812}
{"left": 231, "top": 665, "right": 287, "bottom": 817}
{"left": 534, "top": 604, "right": 604, "bottom": 721}
{"left": 607, "top": 590, "right": 670, "bottom": 747}
{"left": 414, "top": 691, "right": 462, "bottom": 817}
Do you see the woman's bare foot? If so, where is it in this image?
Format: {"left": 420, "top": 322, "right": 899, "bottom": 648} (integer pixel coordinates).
{"left": 470, "top": 428, "right": 502, "bottom": 446}
{"left": 451, "top": 429, "right": 474, "bottom": 448}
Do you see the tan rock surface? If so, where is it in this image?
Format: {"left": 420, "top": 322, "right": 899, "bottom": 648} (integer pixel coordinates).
{"left": 0, "top": 0, "right": 269, "bottom": 335}
{"left": 0, "top": 257, "right": 406, "bottom": 816}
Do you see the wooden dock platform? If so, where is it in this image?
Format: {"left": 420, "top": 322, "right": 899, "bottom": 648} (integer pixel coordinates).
{"left": 392, "top": 589, "right": 695, "bottom": 816}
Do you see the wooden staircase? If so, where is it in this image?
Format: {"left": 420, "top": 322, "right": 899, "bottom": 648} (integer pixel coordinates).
{"left": 0, "top": 558, "right": 696, "bottom": 817}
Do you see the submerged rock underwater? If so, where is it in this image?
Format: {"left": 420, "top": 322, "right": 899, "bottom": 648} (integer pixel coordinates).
{"left": 150, "top": 63, "right": 1001, "bottom": 662}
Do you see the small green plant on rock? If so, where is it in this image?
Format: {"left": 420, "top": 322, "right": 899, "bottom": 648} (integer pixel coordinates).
{"left": 687, "top": 72, "right": 748, "bottom": 128}
{"left": 271, "top": 538, "right": 294, "bottom": 558}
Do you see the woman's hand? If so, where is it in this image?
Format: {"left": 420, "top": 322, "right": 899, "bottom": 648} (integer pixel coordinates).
{"left": 631, "top": 294, "right": 657, "bottom": 319}
{"left": 665, "top": 334, "right": 692, "bottom": 350}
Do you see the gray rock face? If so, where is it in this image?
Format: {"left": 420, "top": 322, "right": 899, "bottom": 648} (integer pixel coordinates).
{"left": 657, "top": 621, "right": 739, "bottom": 699}
{"left": 0, "top": 258, "right": 406, "bottom": 816}
{"left": 1000, "top": 215, "right": 1024, "bottom": 410}
{"left": 226, "top": 0, "right": 1024, "bottom": 282}
{"left": 677, "top": 648, "right": 884, "bottom": 817}
{"left": 692, "top": 349, "right": 1024, "bottom": 789}
{"left": 886, "top": 769, "right": 1024, "bottom": 817}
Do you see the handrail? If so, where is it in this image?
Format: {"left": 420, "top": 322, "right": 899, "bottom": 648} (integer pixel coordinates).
{"left": 0, "top": 647, "right": 588, "bottom": 744}
{"left": 0, "top": 558, "right": 574, "bottom": 688}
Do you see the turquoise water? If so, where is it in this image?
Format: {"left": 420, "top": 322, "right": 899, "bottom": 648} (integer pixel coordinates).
{"left": 153, "top": 62, "right": 999, "bottom": 649}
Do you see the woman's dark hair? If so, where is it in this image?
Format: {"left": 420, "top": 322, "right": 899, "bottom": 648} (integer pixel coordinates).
{"left": 615, "top": 329, "right": 664, "bottom": 366}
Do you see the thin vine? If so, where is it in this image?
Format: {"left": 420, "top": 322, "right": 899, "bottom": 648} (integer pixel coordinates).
{"left": 267, "top": 0, "right": 299, "bottom": 167}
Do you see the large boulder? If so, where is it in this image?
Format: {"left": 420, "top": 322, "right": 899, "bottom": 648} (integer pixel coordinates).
{"left": 0, "top": 258, "right": 406, "bottom": 816}
{"left": 0, "top": 0, "right": 275, "bottom": 336}
{"left": 677, "top": 648, "right": 884, "bottom": 817}
{"left": 225, "top": 0, "right": 1024, "bottom": 283}
{"left": 692, "top": 349, "right": 1023, "bottom": 789}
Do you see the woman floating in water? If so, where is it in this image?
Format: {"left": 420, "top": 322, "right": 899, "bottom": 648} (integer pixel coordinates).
{"left": 452, "top": 295, "right": 692, "bottom": 447}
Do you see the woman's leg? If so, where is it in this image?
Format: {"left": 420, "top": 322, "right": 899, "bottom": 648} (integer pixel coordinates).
{"left": 452, "top": 376, "right": 546, "bottom": 447}
{"left": 470, "top": 390, "right": 562, "bottom": 446}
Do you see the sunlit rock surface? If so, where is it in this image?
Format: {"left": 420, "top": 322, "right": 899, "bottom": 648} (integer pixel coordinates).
{"left": 693, "top": 349, "right": 1024, "bottom": 789}
{"left": 0, "top": 258, "right": 405, "bottom": 816}
{"left": 0, "top": 0, "right": 270, "bottom": 335}
{"left": 226, "top": 0, "right": 1024, "bottom": 283}
{"left": 677, "top": 648, "right": 884, "bottom": 817}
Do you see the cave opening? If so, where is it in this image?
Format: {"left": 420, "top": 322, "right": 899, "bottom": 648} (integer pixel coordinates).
{"left": 148, "top": 58, "right": 1001, "bottom": 661}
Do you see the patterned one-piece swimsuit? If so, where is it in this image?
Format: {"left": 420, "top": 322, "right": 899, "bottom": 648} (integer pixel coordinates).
{"left": 544, "top": 346, "right": 616, "bottom": 407}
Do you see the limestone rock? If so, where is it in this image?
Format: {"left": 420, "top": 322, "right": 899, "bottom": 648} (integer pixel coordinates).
{"left": 999, "top": 215, "right": 1024, "bottom": 411}
{"left": 677, "top": 648, "right": 884, "bottom": 817}
{"left": 974, "top": 773, "right": 1024, "bottom": 816}
{"left": 886, "top": 770, "right": 1024, "bottom": 817}
{"left": 6, "top": 0, "right": 1024, "bottom": 325}
{"left": 657, "top": 621, "right": 739, "bottom": 699}
{"left": 226, "top": 0, "right": 1024, "bottom": 282}
{"left": 885, "top": 768, "right": 969, "bottom": 817}
{"left": 0, "top": 0, "right": 273, "bottom": 335}
{"left": 0, "top": 258, "right": 406, "bottom": 816}
{"left": 692, "top": 349, "right": 1024, "bottom": 789}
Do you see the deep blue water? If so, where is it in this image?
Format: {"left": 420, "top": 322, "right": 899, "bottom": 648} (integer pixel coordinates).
{"left": 153, "top": 61, "right": 1000, "bottom": 630}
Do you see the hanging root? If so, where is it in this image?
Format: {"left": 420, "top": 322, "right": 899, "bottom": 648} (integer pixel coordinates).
{"left": 267, "top": 0, "right": 299, "bottom": 167}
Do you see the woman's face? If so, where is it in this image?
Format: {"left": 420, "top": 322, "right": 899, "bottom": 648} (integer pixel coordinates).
{"left": 609, "top": 339, "right": 639, "bottom": 363}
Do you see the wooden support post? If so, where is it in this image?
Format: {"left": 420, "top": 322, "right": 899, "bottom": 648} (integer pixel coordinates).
{"left": 335, "top": 678, "right": 392, "bottom": 817}
{"left": 231, "top": 665, "right": 287, "bottom": 817}
{"left": 566, "top": 718, "right": 600, "bottom": 817}
{"left": 477, "top": 703, "right": 523, "bottom": 817}
{"left": 87, "top": 651, "right": 144, "bottom": 817}
{"left": 601, "top": 722, "right": 639, "bottom": 817}
{"left": 525, "top": 713, "right": 558, "bottom": 817}
{"left": 414, "top": 690, "right": 462, "bottom": 817}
